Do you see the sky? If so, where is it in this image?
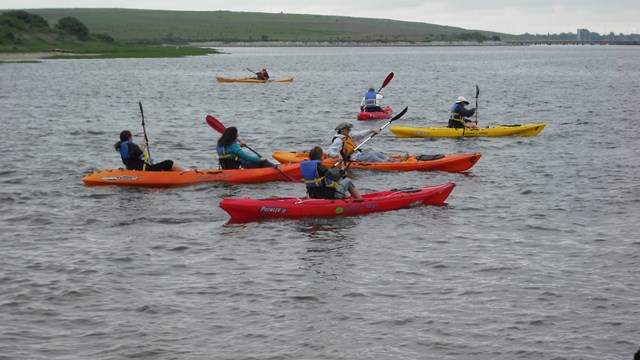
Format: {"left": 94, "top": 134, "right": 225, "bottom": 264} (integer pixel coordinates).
{"left": 1, "top": 0, "right": 639, "bottom": 35}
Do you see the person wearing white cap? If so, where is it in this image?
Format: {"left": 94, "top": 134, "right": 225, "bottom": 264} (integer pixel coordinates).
{"left": 326, "top": 122, "right": 403, "bottom": 162}
{"left": 448, "top": 96, "right": 478, "bottom": 129}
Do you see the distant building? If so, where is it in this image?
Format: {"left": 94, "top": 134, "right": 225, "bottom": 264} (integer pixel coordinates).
{"left": 577, "top": 28, "right": 590, "bottom": 40}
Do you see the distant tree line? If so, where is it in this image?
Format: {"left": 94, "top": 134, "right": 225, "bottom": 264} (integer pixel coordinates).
{"left": 0, "top": 10, "right": 114, "bottom": 46}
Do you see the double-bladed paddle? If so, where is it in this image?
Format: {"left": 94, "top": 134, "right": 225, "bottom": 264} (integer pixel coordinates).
{"left": 205, "top": 115, "right": 300, "bottom": 183}
{"left": 378, "top": 72, "right": 394, "bottom": 93}
{"left": 336, "top": 106, "right": 409, "bottom": 168}
{"left": 475, "top": 85, "right": 480, "bottom": 125}
{"left": 138, "top": 101, "right": 151, "bottom": 158}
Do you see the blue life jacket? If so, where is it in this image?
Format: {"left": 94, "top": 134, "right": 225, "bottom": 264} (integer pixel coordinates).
{"left": 300, "top": 160, "right": 335, "bottom": 189}
{"left": 120, "top": 141, "right": 150, "bottom": 162}
{"left": 120, "top": 140, "right": 152, "bottom": 170}
{"left": 449, "top": 103, "right": 465, "bottom": 123}
{"left": 364, "top": 91, "right": 378, "bottom": 107}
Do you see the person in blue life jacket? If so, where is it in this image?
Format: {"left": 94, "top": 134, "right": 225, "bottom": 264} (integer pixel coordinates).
{"left": 216, "top": 126, "right": 270, "bottom": 169}
{"left": 326, "top": 122, "right": 407, "bottom": 163}
{"left": 114, "top": 130, "right": 184, "bottom": 171}
{"left": 448, "top": 96, "right": 479, "bottom": 129}
{"left": 255, "top": 68, "right": 269, "bottom": 80}
{"left": 300, "top": 146, "right": 362, "bottom": 200}
{"left": 359, "top": 87, "right": 384, "bottom": 112}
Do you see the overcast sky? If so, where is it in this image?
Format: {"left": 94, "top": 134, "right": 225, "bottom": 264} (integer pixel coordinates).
{"left": 2, "top": 0, "right": 639, "bottom": 35}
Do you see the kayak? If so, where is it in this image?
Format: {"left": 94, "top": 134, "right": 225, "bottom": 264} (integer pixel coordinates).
{"left": 82, "top": 163, "right": 302, "bottom": 187}
{"left": 215, "top": 76, "right": 294, "bottom": 83}
{"left": 389, "top": 123, "right": 546, "bottom": 138}
{"left": 272, "top": 151, "right": 481, "bottom": 173}
{"left": 357, "top": 107, "right": 393, "bottom": 121}
{"left": 220, "top": 182, "right": 455, "bottom": 221}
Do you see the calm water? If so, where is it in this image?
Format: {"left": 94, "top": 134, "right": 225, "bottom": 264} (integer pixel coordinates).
{"left": 1, "top": 46, "right": 639, "bottom": 360}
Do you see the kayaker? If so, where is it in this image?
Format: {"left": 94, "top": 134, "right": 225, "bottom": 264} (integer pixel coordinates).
{"left": 114, "top": 130, "right": 184, "bottom": 171}
{"left": 327, "top": 122, "right": 404, "bottom": 162}
{"left": 300, "top": 146, "right": 362, "bottom": 200}
{"left": 255, "top": 68, "right": 269, "bottom": 80}
{"left": 216, "top": 126, "right": 270, "bottom": 169}
{"left": 448, "top": 96, "right": 479, "bottom": 129}
{"left": 359, "top": 87, "right": 384, "bottom": 112}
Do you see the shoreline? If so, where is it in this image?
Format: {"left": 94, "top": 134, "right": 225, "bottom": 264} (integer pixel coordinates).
{"left": 0, "top": 51, "right": 95, "bottom": 61}
{"left": 190, "top": 40, "right": 510, "bottom": 47}
{"left": 0, "top": 42, "right": 508, "bottom": 61}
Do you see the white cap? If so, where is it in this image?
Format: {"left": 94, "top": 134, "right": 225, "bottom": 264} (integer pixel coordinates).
{"left": 456, "top": 96, "right": 469, "bottom": 104}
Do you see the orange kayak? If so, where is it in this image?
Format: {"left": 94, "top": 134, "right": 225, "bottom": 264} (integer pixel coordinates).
{"left": 215, "top": 76, "right": 294, "bottom": 83}
{"left": 82, "top": 163, "right": 302, "bottom": 187}
{"left": 272, "top": 151, "right": 481, "bottom": 173}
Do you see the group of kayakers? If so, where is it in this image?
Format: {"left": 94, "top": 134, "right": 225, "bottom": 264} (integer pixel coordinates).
{"left": 114, "top": 73, "right": 478, "bottom": 202}
{"left": 114, "top": 118, "right": 400, "bottom": 201}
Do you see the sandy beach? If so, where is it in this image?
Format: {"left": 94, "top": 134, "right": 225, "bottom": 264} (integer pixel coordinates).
{"left": 0, "top": 52, "right": 60, "bottom": 61}
{"left": 0, "top": 52, "right": 95, "bottom": 61}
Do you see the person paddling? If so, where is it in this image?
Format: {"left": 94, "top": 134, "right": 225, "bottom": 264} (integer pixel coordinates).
{"left": 216, "top": 126, "right": 270, "bottom": 169}
{"left": 448, "top": 96, "right": 479, "bottom": 129}
{"left": 114, "top": 130, "right": 184, "bottom": 171}
{"left": 255, "top": 68, "right": 269, "bottom": 80}
{"left": 300, "top": 146, "right": 362, "bottom": 200}
{"left": 359, "top": 87, "right": 384, "bottom": 112}
{"left": 327, "top": 122, "right": 405, "bottom": 162}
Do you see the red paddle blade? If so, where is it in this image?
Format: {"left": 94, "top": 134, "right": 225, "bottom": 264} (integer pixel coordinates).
{"left": 378, "top": 72, "right": 394, "bottom": 92}
{"left": 206, "top": 115, "right": 226, "bottom": 134}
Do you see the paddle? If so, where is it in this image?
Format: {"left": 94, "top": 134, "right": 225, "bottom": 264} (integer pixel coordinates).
{"left": 205, "top": 115, "right": 300, "bottom": 183}
{"left": 475, "top": 85, "right": 480, "bottom": 124}
{"left": 377, "top": 72, "right": 394, "bottom": 93}
{"left": 336, "top": 106, "right": 409, "bottom": 168}
{"left": 246, "top": 67, "right": 256, "bottom": 74}
{"left": 138, "top": 101, "right": 151, "bottom": 158}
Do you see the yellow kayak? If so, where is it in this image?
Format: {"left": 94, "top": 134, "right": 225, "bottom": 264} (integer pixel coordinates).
{"left": 215, "top": 76, "right": 294, "bottom": 83}
{"left": 390, "top": 123, "right": 546, "bottom": 138}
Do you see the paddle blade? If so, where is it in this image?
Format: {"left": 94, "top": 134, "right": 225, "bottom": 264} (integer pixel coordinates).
{"left": 475, "top": 85, "right": 480, "bottom": 98}
{"left": 378, "top": 72, "right": 394, "bottom": 92}
{"left": 206, "top": 115, "right": 226, "bottom": 134}
{"left": 138, "top": 101, "right": 144, "bottom": 121}
{"left": 390, "top": 106, "right": 408, "bottom": 122}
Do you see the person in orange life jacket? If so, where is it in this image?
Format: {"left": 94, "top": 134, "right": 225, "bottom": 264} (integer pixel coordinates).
{"left": 448, "top": 96, "right": 479, "bottom": 129}
{"left": 114, "top": 130, "right": 184, "bottom": 171}
{"left": 255, "top": 68, "right": 269, "bottom": 80}
{"left": 216, "top": 126, "right": 270, "bottom": 169}
{"left": 300, "top": 146, "right": 362, "bottom": 200}
{"left": 359, "top": 87, "right": 384, "bottom": 112}
{"left": 326, "top": 122, "right": 404, "bottom": 163}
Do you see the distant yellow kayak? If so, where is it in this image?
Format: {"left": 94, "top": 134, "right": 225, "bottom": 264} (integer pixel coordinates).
{"left": 215, "top": 76, "right": 294, "bottom": 83}
{"left": 390, "top": 123, "right": 546, "bottom": 138}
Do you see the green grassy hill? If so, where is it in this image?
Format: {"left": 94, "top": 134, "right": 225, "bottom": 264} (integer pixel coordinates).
{"left": 17, "top": 8, "right": 512, "bottom": 44}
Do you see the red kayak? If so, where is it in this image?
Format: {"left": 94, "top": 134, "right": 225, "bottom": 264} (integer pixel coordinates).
{"left": 219, "top": 182, "right": 455, "bottom": 221}
{"left": 357, "top": 107, "right": 392, "bottom": 121}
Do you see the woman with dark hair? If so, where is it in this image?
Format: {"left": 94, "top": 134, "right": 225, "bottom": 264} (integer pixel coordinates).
{"left": 114, "top": 130, "right": 184, "bottom": 171}
{"left": 216, "top": 127, "right": 269, "bottom": 169}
